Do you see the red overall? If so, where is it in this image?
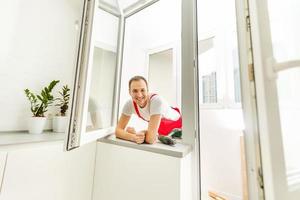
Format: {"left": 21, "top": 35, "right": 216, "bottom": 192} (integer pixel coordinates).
{"left": 132, "top": 94, "right": 182, "bottom": 136}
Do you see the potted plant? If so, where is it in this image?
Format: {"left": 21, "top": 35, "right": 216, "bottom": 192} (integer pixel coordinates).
{"left": 24, "top": 80, "right": 59, "bottom": 134}
{"left": 53, "top": 85, "right": 70, "bottom": 133}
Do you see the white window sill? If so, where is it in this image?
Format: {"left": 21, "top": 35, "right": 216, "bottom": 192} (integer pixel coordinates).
{"left": 0, "top": 131, "right": 65, "bottom": 147}
{"left": 99, "top": 134, "right": 192, "bottom": 158}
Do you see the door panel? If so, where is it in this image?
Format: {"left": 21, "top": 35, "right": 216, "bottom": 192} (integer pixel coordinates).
{"left": 265, "top": 0, "right": 300, "bottom": 195}
{"left": 277, "top": 68, "right": 300, "bottom": 192}
{"left": 267, "top": 0, "right": 300, "bottom": 62}
{"left": 249, "top": 0, "right": 300, "bottom": 199}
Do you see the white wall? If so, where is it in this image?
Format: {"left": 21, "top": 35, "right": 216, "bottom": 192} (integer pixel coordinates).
{"left": 148, "top": 49, "right": 176, "bottom": 106}
{"left": 200, "top": 109, "right": 244, "bottom": 200}
{"left": 0, "top": 0, "right": 83, "bottom": 131}
{"left": 0, "top": 1, "right": 119, "bottom": 132}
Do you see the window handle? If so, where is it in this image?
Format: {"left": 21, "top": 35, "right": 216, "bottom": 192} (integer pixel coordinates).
{"left": 266, "top": 57, "right": 300, "bottom": 80}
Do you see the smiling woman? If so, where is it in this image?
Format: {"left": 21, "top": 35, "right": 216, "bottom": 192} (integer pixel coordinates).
{"left": 115, "top": 76, "right": 182, "bottom": 144}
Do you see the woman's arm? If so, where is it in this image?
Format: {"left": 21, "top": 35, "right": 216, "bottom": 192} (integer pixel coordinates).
{"left": 115, "top": 114, "right": 145, "bottom": 144}
{"left": 144, "top": 114, "right": 162, "bottom": 144}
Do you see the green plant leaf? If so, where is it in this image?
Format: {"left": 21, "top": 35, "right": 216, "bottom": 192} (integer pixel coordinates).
{"left": 54, "top": 84, "right": 70, "bottom": 116}
{"left": 24, "top": 80, "right": 59, "bottom": 117}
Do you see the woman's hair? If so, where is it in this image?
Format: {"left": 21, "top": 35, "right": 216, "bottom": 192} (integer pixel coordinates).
{"left": 128, "top": 76, "right": 148, "bottom": 90}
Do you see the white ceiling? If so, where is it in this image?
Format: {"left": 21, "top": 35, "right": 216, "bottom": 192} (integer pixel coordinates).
{"left": 118, "top": 0, "right": 143, "bottom": 9}
{"left": 99, "top": 0, "right": 118, "bottom": 8}
{"left": 99, "top": 0, "right": 148, "bottom": 12}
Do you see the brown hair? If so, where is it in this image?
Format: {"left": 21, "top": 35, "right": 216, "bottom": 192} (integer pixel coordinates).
{"left": 128, "top": 76, "right": 148, "bottom": 90}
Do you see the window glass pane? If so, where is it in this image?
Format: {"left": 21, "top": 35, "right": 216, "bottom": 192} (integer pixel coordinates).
{"left": 277, "top": 68, "right": 300, "bottom": 188}
{"left": 267, "top": 0, "right": 300, "bottom": 62}
{"left": 86, "top": 47, "right": 117, "bottom": 131}
{"left": 202, "top": 72, "right": 217, "bottom": 103}
{"left": 233, "top": 67, "right": 241, "bottom": 103}
{"left": 197, "top": 4, "right": 241, "bottom": 106}
{"left": 267, "top": 0, "right": 300, "bottom": 188}
{"left": 198, "top": 38, "right": 218, "bottom": 104}
{"left": 232, "top": 43, "right": 241, "bottom": 103}
{"left": 85, "top": 8, "right": 118, "bottom": 132}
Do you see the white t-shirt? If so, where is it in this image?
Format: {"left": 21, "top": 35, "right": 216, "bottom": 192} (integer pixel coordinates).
{"left": 122, "top": 94, "right": 180, "bottom": 121}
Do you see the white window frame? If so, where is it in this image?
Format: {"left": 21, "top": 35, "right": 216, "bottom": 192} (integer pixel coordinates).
{"left": 65, "top": 0, "right": 121, "bottom": 150}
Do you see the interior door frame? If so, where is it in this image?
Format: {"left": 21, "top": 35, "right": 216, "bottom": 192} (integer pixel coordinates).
{"left": 235, "top": 0, "right": 265, "bottom": 199}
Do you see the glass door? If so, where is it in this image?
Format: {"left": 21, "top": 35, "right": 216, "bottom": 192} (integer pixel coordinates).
{"left": 248, "top": 0, "right": 300, "bottom": 199}
{"left": 65, "top": 0, "right": 120, "bottom": 150}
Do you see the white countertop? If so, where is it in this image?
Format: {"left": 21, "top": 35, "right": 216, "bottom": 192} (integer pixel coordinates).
{"left": 0, "top": 132, "right": 65, "bottom": 146}
{"left": 99, "top": 135, "right": 191, "bottom": 158}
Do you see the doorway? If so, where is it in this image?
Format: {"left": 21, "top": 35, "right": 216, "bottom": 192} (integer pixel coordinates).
{"left": 196, "top": 0, "right": 250, "bottom": 199}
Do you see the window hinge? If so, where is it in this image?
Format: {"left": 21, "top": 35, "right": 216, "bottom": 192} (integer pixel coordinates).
{"left": 72, "top": 119, "right": 77, "bottom": 132}
{"left": 258, "top": 167, "right": 264, "bottom": 189}
{"left": 248, "top": 63, "right": 255, "bottom": 81}
{"left": 246, "top": 15, "right": 251, "bottom": 32}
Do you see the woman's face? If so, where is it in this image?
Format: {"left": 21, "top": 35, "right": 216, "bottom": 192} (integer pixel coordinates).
{"left": 129, "top": 79, "right": 148, "bottom": 108}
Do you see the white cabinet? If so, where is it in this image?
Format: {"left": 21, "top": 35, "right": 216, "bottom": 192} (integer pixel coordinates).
{"left": 93, "top": 141, "right": 192, "bottom": 200}
{"left": 0, "top": 142, "right": 96, "bottom": 200}
{"left": 0, "top": 152, "right": 7, "bottom": 190}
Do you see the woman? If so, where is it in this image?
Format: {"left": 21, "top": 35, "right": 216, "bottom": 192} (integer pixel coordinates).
{"left": 115, "top": 76, "right": 182, "bottom": 144}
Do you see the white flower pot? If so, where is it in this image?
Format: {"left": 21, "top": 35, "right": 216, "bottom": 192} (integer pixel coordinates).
{"left": 52, "top": 116, "right": 68, "bottom": 133}
{"left": 28, "top": 117, "right": 47, "bottom": 134}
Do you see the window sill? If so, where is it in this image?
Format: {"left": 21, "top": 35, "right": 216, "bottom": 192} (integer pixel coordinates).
{"left": 99, "top": 134, "right": 192, "bottom": 158}
{"left": 0, "top": 131, "right": 65, "bottom": 147}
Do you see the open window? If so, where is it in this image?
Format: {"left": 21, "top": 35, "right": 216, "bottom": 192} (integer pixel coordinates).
{"left": 118, "top": 0, "right": 182, "bottom": 133}
{"left": 65, "top": 0, "right": 120, "bottom": 150}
